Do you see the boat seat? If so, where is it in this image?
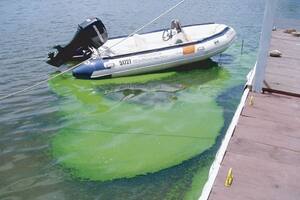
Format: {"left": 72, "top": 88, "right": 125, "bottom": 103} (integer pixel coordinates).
{"left": 172, "top": 32, "right": 190, "bottom": 44}
{"left": 132, "top": 34, "right": 148, "bottom": 51}
{"left": 107, "top": 34, "right": 148, "bottom": 55}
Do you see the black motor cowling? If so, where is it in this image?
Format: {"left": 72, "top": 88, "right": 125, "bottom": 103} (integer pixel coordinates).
{"left": 47, "top": 17, "right": 108, "bottom": 67}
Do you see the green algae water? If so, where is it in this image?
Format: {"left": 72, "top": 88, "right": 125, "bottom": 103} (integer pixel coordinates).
{"left": 4, "top": 0, "right": 299, "bottom": 199}
{"left": 50, "top": 64, "right": 229, "bottom": 181}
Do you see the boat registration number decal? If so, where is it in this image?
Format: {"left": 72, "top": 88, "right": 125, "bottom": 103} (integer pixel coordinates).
{"left": 119, "top": 59, "right": 131, "bottom": 66}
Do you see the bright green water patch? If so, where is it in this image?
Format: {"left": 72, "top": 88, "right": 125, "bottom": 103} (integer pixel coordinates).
{"left": 49, "top": 63, "right": 231, "bottom": 181}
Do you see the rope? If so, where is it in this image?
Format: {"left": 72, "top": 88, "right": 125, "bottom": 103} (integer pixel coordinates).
{"left": 65, "top": 127, "right": 214, "bottom": 140}
{"left": 0, "top": 64, "right": 80, "bottom": 101}
{"left": 0, "top": 0, "right": 186, "bottom": 101}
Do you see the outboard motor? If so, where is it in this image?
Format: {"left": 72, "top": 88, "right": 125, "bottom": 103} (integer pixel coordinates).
{"left": 47, "top": 17, "right": 108, "bottom": 67}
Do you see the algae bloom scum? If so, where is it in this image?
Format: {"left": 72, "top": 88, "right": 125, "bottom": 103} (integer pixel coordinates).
{"left": 49, "top": 63, "right": 230, "bottom": 181}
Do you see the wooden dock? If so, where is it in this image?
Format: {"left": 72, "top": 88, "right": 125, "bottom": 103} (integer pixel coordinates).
{"left": 207, "top": 30, "right": 300, "bottom": 200}
{"left": 264, "top": 29, "right": 300, "bottom": 96}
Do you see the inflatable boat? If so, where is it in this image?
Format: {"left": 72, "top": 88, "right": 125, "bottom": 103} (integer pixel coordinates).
{"left": 47, "top": 18, "right": 236, "bottom": 79}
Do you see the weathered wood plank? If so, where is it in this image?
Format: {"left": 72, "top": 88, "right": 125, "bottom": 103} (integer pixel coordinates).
{"left": 238, "top": 116, "right": 300, "bottom": 139}
{"left": 233, "top": 123, "right": 300, "bottom": 152}
{"left": 210, "top": 152, "right": 300, "bottom": 200}
{"left": 228, "top": 135, "right": 300, "bottom": 166}
{"left": 265, "top": 58, "right": 300, "bottom": 77}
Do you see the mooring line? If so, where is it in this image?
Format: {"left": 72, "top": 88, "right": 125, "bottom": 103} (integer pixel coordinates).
{"left": 64, "top": 127, "right": 214, "bottom": 140}
{"left": 0, "top": 64, "right": 80, "bottom": 101}
{"left": 0, "top": 0, "right": 186, "bottom": 101}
